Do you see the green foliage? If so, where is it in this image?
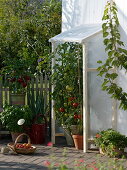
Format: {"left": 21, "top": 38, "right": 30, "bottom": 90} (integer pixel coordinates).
{"left": 51, "top": 43, "right": 83, "bottom": 131}
{"left": 0, "top": 0, "right": 62, "bottom": 72}
{"left": 0, "top": 105, "right": 33, "bottom": 132}
{"left": 27, "top": 90, "right": 49, "bottom": 124}
{"left": 97, "top": 1, "right": 127, "bottom": 110}
{"left": 28, "top": 92, "right": 45, "bottom": 116}
{"left": 94, "top": 129, "right": 127, "bottom": 157}
{"left": 1, "top": 59, "right": 32, "bottom": 93}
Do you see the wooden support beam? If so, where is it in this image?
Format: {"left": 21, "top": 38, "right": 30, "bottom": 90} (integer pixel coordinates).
{"left": 51, "top": 42, "right": 56, "bottom": 144}
{"left": 83, "top": 44, "right": 88, "bottom": 153}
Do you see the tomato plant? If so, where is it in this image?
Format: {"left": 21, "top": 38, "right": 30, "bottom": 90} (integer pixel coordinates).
{"left": 51, "top": 43, "right": 83, "bottom": 130}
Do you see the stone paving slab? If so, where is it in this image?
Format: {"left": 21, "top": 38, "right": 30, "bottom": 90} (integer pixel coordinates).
{"left": 0, "top": 138, "right": 126, "bottom": 169}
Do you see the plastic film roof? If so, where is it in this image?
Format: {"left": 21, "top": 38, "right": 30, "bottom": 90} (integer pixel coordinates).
{"left": 49, "top": 24, "right": 102, "bottom": 44}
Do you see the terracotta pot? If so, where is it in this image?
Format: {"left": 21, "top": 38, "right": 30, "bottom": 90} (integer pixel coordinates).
{"left": 72, "top": 135, "right": 83, "bottom": 150}
{"left": 10, "top": 93, "right": 25, "bottom": 106}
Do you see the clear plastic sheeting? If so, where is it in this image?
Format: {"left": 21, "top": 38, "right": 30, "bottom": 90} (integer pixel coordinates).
{"left": 62, "top": 0, "right": 107, "bottom": 32}
{"left": 87, "top": 33, "right": 107, "bottom": 68}
{"left": 117, "top": 69, "right": 127, "bottom": 136}
{"left": 49, "top": 24, "right": 102, "bottom": 44}
{"left": 88, "top": 72, "right": 112, "bottom": 138}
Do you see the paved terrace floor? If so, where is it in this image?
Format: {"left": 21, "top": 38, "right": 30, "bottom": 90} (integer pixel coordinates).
{"left": 0, "top": 135, "right": 127, "bottom": 170}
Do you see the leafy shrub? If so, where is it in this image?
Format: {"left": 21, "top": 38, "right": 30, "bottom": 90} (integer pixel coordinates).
{"left": 0, "top": 105, "right": 33, "bottom": 132}
{"left": 94, "top": 129, "right": 127, "bottom": 157}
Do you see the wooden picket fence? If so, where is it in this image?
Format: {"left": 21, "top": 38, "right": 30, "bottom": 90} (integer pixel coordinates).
{"left": 0, "top": 73, "right": 51, "bottom": 134}
{"left": 0, "top": 73, "right": 50, "bottom": 111}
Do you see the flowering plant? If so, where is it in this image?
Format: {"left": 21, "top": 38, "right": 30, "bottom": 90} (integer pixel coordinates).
{"left": 1, "top": 58, "right": 32, "bottom": 94}
{"left": 94, "top": 129, "right": 127, "bottom": 157}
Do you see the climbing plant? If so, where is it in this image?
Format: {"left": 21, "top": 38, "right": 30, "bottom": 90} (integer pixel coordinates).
{"left": 97, "top": 1, "right": 127, "bottom": 110}
{"left": 51, "top": 43, "right": 83, "bottom": 128}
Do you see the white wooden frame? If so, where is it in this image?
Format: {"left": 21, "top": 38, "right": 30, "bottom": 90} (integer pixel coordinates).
{"left": 51, "top": 42, "right": 56, "bottom": 144}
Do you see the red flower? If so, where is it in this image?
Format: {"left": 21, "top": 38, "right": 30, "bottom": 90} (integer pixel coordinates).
{"left": 17, "top": 78, "right": 24, "bottom": 83}
{"left": 21, "top": 82, "right": 27, "bottom": 88}
{"left": 75, "top": 163, "right": 81, "bottom": 166}
{"left": 47, "top": 142, "right": 53, "bottom": 146}
{"left": 54, "top": 163, "right": 59, "bottom": 166}
{"left": 78, "top": 159, "right": 84, "bottom": 163}
{"left": 43, "top": 160, "right": 51, "bottom": 166}
{"left": 96, "top": 134, "right": 101, "bottom": 138}
{"left": 24, "top": 76, "right": 31, "bottom": 81}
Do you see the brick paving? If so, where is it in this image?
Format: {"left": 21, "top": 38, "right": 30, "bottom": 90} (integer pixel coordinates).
{"left": 0, "top": 136, "right": 127, "bottom": 169}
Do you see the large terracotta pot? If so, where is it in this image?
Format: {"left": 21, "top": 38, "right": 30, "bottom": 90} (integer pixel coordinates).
{"left": 10, "top": 93, "right": 25, "bottom": 106}
{"left": 72, "top": 135, "right": 83, "bottom": 150}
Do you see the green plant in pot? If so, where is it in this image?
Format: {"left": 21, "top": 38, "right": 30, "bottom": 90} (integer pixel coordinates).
{"left": 94, "top": 129, "right": 127, "bottom": 157}
{"left": 27, "top": 91, "right": 49, "bottom": 144}
{"left": 0, "top": 104, "right": 33, "bottom": 141}
{"left": 51, "top": 43, "right": 83, "bottom": 148}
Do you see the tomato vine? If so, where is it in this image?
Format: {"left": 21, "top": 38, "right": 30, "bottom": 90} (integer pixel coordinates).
{"left": 97, "top": 1, "right": 127, "bottom": 110}
{"left": 51, "top": 43, "right": 83, "bottom": 128}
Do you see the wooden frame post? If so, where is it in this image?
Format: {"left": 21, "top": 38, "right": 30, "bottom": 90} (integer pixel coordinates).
{"left": 82, "top": 43, "right": 88, "bottom": 152}
{"left": 51, "top": 42, "right": 56, "bottom": 144}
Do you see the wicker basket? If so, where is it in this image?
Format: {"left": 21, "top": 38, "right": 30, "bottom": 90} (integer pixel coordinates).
{"left": 8, "top": 133, "right": 36, "bottom": 154}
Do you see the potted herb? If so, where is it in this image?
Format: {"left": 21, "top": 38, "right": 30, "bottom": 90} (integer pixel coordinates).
{"left": 94, "top": 129, "right": 127, "bottom": 157}
{"left": 0, "top": 104, "right": 33, "bottom": 141}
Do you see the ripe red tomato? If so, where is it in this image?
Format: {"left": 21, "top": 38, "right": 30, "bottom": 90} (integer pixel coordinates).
{"left": 74, "top": 114, "right": 78, "bottom": 119}
{"left": 16, "top": 144, "right": 19, "bottom": 148}
{"left": 59, "top": 107, "right": 65, "bottom": 112}
{"left": 77, "top": 114, "right": 82, "bottom": 119}
{"left": 19, "top": 144, "right": 24, "bottom": 148}
{"left": 72, "top": 103, "right": 79, "bottom": 108}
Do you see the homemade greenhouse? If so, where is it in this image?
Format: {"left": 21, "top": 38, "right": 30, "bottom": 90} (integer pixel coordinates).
{"left": 49, "top": 0, "right": 127, "bottom": 152}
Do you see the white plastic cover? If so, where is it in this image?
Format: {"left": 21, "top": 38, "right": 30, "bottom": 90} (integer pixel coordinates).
{"left": 87, "top": 33, "right": 112, "bottom": 138}
{"left": 62, "top": 0, "right": 107, "bottom": 32}
{"left": 88, "top": 72, "right": 112, "bottom": 138}
{"left": 49, "top": 24, "right": 102, "bottom": 44}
